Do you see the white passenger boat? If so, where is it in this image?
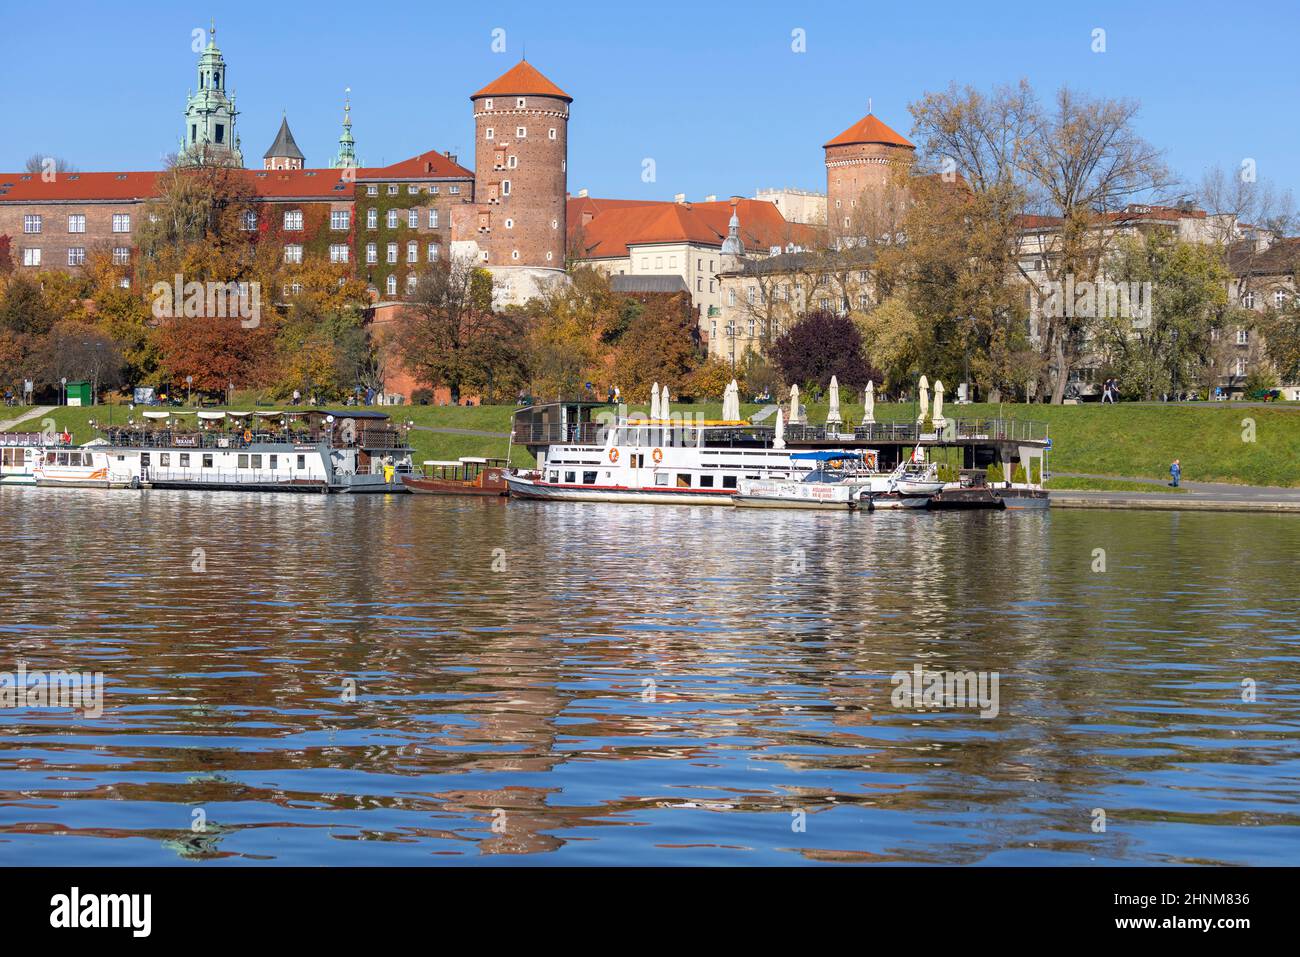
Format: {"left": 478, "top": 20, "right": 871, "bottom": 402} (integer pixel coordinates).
{"left": 34, "top": 443, "right": 130, "bottom": 488}
{"left": 1, "top": 432, "right": 44, "bottom": 486}
{"left": 734, "top": 450, "right": 874, "bottom": 511}
{"left": 89, "top": 409, "right": 413, "bottom": 493}
{"left": 506, "top": 410, "right": 815, "bottom": 505}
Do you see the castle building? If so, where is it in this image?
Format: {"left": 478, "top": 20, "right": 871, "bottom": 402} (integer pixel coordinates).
{"left": 453, "top": 60, "right": 571, "bottom": 307}
{"left": 263, "top": 115, "right": 305, "bottom": 170}
{"left": 178, "top": 24, "right": 243, "bottom": 167}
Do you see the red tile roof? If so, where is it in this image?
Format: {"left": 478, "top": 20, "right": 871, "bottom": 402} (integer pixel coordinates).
{"left": 824, "top": 113, "right": 914, "bottom": 150}
{"left": 357, "top": 150, "right": 473, "bottom": 180}
{"left": 0, "top": 151, "right": 472, "bottom": 204}
{"left": 569, "top": 197, "right": 820, "bottom": 259}
{"left": 471, "top": 61, "right": 571, "bottom": 102}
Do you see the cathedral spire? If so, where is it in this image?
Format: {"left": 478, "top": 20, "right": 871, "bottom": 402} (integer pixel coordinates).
{"left": 178, "top": 21, "right": 242, "bottom": 166}
{"left": 331, "top": 88, "right": 359, "bottom": 170}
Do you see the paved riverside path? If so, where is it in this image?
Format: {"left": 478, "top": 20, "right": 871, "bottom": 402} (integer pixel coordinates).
{"left": 0, "top": 406, "right": 54, "bottom": 432}
{"left": 1050, "top": 471, "right": 1300, "bottom": 512}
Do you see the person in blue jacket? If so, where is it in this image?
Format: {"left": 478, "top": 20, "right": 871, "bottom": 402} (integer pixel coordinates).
{"left": 1169, "top": 459, "right": 1181, "bottom": 487}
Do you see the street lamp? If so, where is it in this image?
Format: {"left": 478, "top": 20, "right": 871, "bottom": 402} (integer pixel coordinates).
{"left": 227, "top": 381, "right": 233, "bottom": 407}
{"left": 60, "top": 376, "right": 67, "bottom": 406}
{"left": 186, "top": 375, "right": 193, "bottom": 407}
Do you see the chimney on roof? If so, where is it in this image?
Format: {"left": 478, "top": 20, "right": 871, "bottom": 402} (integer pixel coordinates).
{"left": 705, "top": 194, "right": 716, "bottom": 203}
{"left": 578, "top": 187, "right": 588, "bottom": 198}
{"left": 674, "top": 192, "right": 686, "bottom": 204}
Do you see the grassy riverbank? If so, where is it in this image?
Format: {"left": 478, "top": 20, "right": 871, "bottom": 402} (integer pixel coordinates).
{"left": 8, "top": 399, "right": 1299, "bottom": 486}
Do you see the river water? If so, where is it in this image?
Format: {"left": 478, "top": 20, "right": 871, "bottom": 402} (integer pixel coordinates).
{"left": 1, "top": 489, "right": 1297, "bottom": 865}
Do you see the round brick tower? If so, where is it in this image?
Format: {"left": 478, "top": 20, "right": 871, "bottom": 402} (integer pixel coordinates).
{"left": 469, "top": 60, "right": 570, "bottom": 300}
{"left": 823, "top": 112, "right": 915, "bottom": 241}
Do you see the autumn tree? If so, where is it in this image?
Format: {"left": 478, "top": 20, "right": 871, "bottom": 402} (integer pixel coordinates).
{"left": 32, "top": 320, "right": 124, "bottom": 399}
{"left": 609, "top": 292, "right": 699, "bottom": 399}
{"left": 770, "top": 310, "right": 876, "bottom": 392}
{"left": 399, "top": 257, "right": 523, "bottom": 403}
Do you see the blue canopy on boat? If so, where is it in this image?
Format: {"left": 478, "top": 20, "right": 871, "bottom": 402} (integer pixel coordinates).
{"left": 788, "top": 450, "right": 865, "bottom": 461}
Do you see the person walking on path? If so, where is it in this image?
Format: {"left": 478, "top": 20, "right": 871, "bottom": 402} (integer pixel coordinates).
{"left": 1169, "top": 459, "right": 1181, "bottom": 487}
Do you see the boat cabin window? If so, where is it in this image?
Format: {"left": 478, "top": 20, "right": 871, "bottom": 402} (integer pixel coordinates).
{"left": 238, "top": 454, "right": 249, "bottom": 469}
{"left": 180, "top": 453, "right": 190, "bottom": 467}
{"left": 160, "top": 453, "right": 170, "bottom": 467}
{"left": 296, "top": 455, "right": 305, "bottom": 470}
{"left": 270, "top": 455, "right": 278, "bottom": 470}
{"left": 251, "top": 454, "right": 262, "bottom": 469}
{"left": 676, "top": 473, "right": 691, "bottom": 488}
{"left": 583, "top": 471, "right": 597, "bottom": 484}
{"left": 564, "top": 471, "right": 575, "bottom": 483}
{"left": 203, "top": 454, "right": 213, "bottom": 468}
{"left": 655, "top": 473, "right": 668, "bottom": 486}
{"left": 723, "top": 476, "right": 737, "bottom": 489}
{"left": 699, "top": 474, "right": 714, "bottom": 488}
{"left": 57, "top": 452, "right": 69, "bottom": 466}
{"left": 548, "top": 471, "right": 558, "bottom": 482}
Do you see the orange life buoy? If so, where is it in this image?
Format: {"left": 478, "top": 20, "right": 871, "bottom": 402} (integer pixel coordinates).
{"left": 608, "top": 447, "right": 619, "bottom": 463}
{"left": 652, "top": 447, "right": 664, "bottom": 464}
{"left": 243, "top": 429, "right": 253, "bottom": 443}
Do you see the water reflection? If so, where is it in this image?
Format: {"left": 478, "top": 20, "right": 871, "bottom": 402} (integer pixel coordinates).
{"left": 1, "top": 489, "right": 1297, "bottom": 864}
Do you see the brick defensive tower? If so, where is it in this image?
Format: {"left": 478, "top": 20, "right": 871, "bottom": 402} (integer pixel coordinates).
{"left": 823, "top": 112, "right": 915, "bottom": 243}
{"left": 462, "top": 60, "right": 571, "bottom": 304}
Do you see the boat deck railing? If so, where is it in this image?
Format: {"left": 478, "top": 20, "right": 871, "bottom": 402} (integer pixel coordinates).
{"left": 100, "top": 427, "right": 409, "bottom": 450}
{"left": 788, "top": 417, "right": 1049, "bottom": 445}
{"left": 513, "top": 422, "right": 607, "bottom": 445}
{"left": 0, "top": 432, "right": 54, "bottom": 446}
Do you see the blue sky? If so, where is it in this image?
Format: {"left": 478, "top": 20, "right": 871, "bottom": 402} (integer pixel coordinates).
{"left": 3, "top": 0, "right": 1297, "bottom": 205}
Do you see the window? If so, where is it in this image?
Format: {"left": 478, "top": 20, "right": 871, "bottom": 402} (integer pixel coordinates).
{"left": 428, "top": 209, "right": 439, "bottom": 228}
{"left": 387, "top": 209, "right": 398, "bottom": 228}
{"left": 485, "top": 99, "right": 493, "bottom": 110}
{"left": 118, "top": 277, "right": 130, "bottom": 289}
{"left": 548, "top": 128, "right": 557, "bottom": 140}
{"left": 407, "top": 208, "right": 419, "bottom": 228}
{"left": 23, "top": 215, "right": 41, "bottom": 234}
{"left": 516, "top": 97, "right": 526, "bottom": 108}
{"left": 427, "top": 242, "right": 439, "bottom": 262}
{"left": 1275, "top": 290, "right": 1287, "bottom": 307}
{"left": 699, "top": 475, "right": 715, "bottom": 488}
{"left": 296, "top": 454, "right": 305, "bottom": 469}
{"left": 408, "top": 185, "right": 419, "bottom": 195}
{"left": 243, "top": 210, "right": 258, "bottom": 230}
{"left": 511, "top": 250, "right": 520, "bottom": 260}
{"left": 67, "top": 247, "right": 85, "bottom": 266}
{"left": 112, "top": 247, "right": 130, "bottom": 265}
{"left": 386, "top": 274, "right": 397, "bottom": 295}
{"left": 160, "top": 453, "right": 171, "bottom": 467}
{"left": 1235, "top": 357, "right": 1247, "bottom": 376}
{"left": 238, "top": 454, "right": 249, "bottom": 469}
{"left": 1242, "top": 292, "right": 1256, "bottom": 309}
{"left": 366, "top": 185, "right": 378, "bottom": 196}
{"left": 502, "top": 180, "right": 511, "bottom": 196}
{"left": 387, "top": 243, "right": 397, "bottom": 263}
{"left": 449, "top": 185, "right": 460, "bottom": 195}
{"left": 180, "top": 453, "right": 190, "bottom": 467}
{"left": 366, "top": 242, "right": 377, "bottom": 264}
{"left": 1237, "top": 328, "right": 1250, "bottom": 345}
{"left": 407, "top": 241, "right": 418, "bottom": 263}
{"left": 485, "top": 128, "right": 495, "bottom": 140}
{"left": 583, "top": 471, "right": 597, "bottom": 484}
{"left": 68, "top": 214, "right": 85, "bottom": 233}
{"left": 728, "top": 289, "right": 736, "bottom": 306}
{"left": 269, "top": 455, "right": 278, "bottom": 470}
{"left": 330, "top": 210, "right": 350, "bottom": 230}
{"left": 655, "top": 472, "right": 669, "bottom": 486}
{"left": 722, "top": 475, "right": 737, "bottom": 489}
{"left": 697, "top": 277, "right": 702, "bottom": 292}
{"left": 655, "top": 257, "right": 663, "bottom": 269}
{"left": 507, "top": 155, "right": 517, "bottom": 169}
{"left": 429, "top": 185, "right": 440, "bottom": 195}
{"left": 203, "top": 454, "right": 213, "bottom": 468}
{"left": 284, "top": 244, "right": 303, "bottom": 264}
{"left": 367, "top": 208, "right": 377, "bottom": 228}
{"left": 387, "top": 184, "right": 398, "bottom": 195}
{"left": 283, "top": 210, "right": 303, "bottom": 230}
{"left": 505, "top": 218, "right": 514, "bottom": 229}
{"left": 564, "top": 471, "right": 575, "bottom": 484}
{"left": 112, "top": 213, "right": 131, "bottom": 233}
{"left": 329, "top": 243, "right": 349, "bottom": 263}
{"left": 676, "top": 473, "right": 692, "bottom": 488}
{"left": 406, "top": 274, "right": 417, "bottom": 292}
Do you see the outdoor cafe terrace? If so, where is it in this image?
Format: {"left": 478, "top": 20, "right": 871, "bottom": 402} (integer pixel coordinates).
{"left": 93, "top": 410, "right": 408, "bottom": 450}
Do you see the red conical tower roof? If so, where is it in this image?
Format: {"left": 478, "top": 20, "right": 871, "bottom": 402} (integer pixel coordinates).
{"left": 471, "top": 60, "right": 571, "bottom": 102}
{"left": 824, "top": 113, "right": 914, "bottom": 149}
